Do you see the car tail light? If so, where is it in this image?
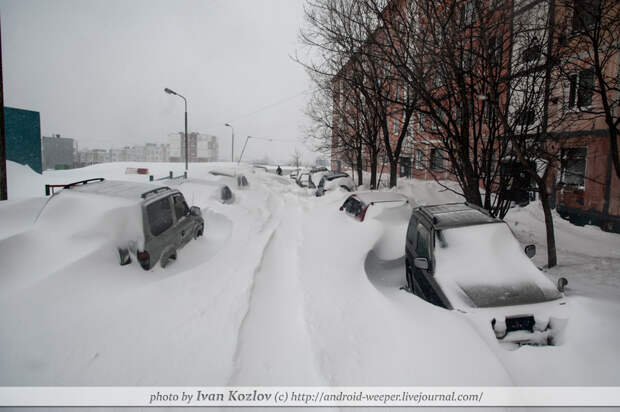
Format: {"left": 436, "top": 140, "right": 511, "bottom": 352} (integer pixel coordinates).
{"left": 358, "top": 205, "right": 369, "bottom": 222}
{"left": 138, "top": 250, "right": 149, "bottom": 262}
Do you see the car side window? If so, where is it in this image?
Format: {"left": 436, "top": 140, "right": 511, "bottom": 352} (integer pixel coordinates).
{"left": 415, "top": 224, "right": 430, "bottom": 259}
{"left": 308, "top": 176, "right": 316, "bottom": 189}
{"left": 147, "top": 197, "right": 173, "bottom": 236}
{"left": 173, "top": 194, "right": 189, "bottom": 220}
{"left": 407, "top": 216, "right": 418, "bottom": 247}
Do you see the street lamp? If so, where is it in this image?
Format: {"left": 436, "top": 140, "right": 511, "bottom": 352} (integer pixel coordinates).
{"left": 224, "top": 123, "right": 235, "bottom": 162}
{"left": 164, "top": 87, "right": 188, "bottom": 172}
{"left": 238, "top": 135, "right": 254, "bottom": 165}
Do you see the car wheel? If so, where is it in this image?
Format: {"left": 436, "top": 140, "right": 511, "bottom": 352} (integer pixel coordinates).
{"left": 194, "top": 224, "right": 204, "bottom": 239}
{"left": 118, "top": 248, "right": 132, "bottom": 266}
{"left": 405, "top": 261, "right": 414, "bottom": 293}
{"left": 161, "top": 250, "right": 177, "bottom": 268}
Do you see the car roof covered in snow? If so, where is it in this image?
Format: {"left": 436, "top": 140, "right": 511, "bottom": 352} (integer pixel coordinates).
{"left": 63, "top": 179, "right": 173, "bottom": 201}
{"left": 353, "top": 191, "right": 409, "bottom": 204}
{"left": 324, "top": 172, "right": 350, "bottom": 181}
{"left": 416, "top": 203, "right": 499, "bottom": 229}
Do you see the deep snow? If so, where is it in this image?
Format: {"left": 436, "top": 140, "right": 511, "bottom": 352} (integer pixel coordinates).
{"left": 1, "top": 160, "right": 619, "bottom": 390}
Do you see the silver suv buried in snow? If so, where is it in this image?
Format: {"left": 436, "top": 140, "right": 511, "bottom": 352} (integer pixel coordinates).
{"left": 60, "top": 178, "right": 204, "bottom": 270}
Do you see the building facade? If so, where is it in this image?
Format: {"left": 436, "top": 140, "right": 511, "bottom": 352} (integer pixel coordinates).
{"left": 4, "top": 107, "right": 42, "bottom": 173}
{"left": 168, "top": 132, "right": 218, "bottom": 162}
{"left": 331, "top": 0, "right": 619, "bottom": 231}
{"left": 41, "top": 135, "right": 75, "bottom": 170}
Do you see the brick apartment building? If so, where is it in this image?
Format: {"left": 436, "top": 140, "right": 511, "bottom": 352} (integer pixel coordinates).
{"left": 332, "top": 0, "right": 619, "bottom": 231}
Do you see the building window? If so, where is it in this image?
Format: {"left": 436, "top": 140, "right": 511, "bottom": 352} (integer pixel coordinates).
{"left": 430, "top": 149, "right": 443, "bottom": 171}
{"left": 415, "top": 149, "right": 424, "bottom": 169}
{"left": 400, "top": 156, "right": 411, "bottom": 177}
{"left": 462, "top": 0, "right": 475, "bottom": 26}
{"left": 568, "top": 69, "right": 594, "bottom": 109}
{"left": 393, "top": 116, "right": 400, "bottom": 135}
{"left": 560, "top": 147, "right": 587, "bottom": 189}
{"left": 518, "top": 108, "right": 536, "bottom": 125}
{"left": 462, "top": 49, "right": 473, "bottom": 72}
{"left": 489, "top": 35, "right": 503, "bottom": 66}
{"left": 522, "top": 36, "right": 541, "bottom": 63}
{"left": 571, "top": 0, "right": 600, "bottom": 34}
{"left": 419, "top": 112, "right": 426, "bottom": 130}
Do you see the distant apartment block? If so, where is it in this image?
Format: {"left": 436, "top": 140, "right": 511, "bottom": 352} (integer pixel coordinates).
{"left": 77, "top": 143, "right": 170, "bottom": 167}
{"left": 145, "top": 143, "right": 168, "bottom": 162}
{"left": 169, "top": 132, "right": 218, "bottom": 162}
{"left": 42, "top": 134, "right": 75, "bottom": 170}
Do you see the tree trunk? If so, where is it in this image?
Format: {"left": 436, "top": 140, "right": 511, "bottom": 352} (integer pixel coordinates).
{"left": 369, "top": 151, "right": 378, "bottom": 189}
{"left": 389, "top": 160, "right": 398, "bottom": 188}
{"left": 356, "top": 146, "right": 363, "bottom": 186}
{"left": 538, "top": 184, "right": 557, "bottom": 268}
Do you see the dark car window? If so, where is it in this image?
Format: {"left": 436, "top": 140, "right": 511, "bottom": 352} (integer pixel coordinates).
{"left": 173, "top": 194, "right": 189, "bottom": 220}
{"left": 415, "top": 224, "right": 430, "bottom": 259}
{"left": 318, "top": 177, "right": 326, "bottom": 189}
{"left": 345, "top": 198, "right": 363, "bottom": 216}
{"left": 147, "top": 197, "right": 173, "bottom": 236}
{"left": 407, "top": 216, "right": 418, "bottom": 246}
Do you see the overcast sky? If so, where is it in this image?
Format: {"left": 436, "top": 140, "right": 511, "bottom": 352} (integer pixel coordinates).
{"left": 0, "top": 0, "right": 317, "bottom": 163}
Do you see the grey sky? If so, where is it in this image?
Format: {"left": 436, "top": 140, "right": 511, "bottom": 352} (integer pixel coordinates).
{"left": 0, "top": 0, "right": 317, "bottom": 163}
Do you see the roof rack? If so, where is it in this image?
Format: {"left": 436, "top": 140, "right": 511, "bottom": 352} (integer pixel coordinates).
{"left": 63, "top": 178, "right": 105, "bottom": 189}
{"left": 141, "top": 186, "right": 171, "bottom": 199}
{"left": 417, "top": 206, "right": 437, "bottom": 224}
{"left": 464, "top": 201, "right": 493, "bottom": 217}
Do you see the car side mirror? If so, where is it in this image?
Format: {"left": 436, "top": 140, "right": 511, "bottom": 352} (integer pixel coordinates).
{"left": 414, "top": 257, "right": 429, "bottom": 270}
{"left": 557, "top": 277, "right": 568, "bottom": 292}
{"left": 190, "top": 206, "right": 202, "bottom": 217}
{"left": 525, "top": 244, "right": 536, "bottom": 258}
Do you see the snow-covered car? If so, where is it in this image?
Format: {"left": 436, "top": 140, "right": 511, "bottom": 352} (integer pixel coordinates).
{"left": 295, "top": 168, "right": 330, "bottom": 189}
{"left": 404, "top": 202, "right": 568, "bottom": 346}
{"left": 53, "top": 178, "right": 204, "bottom": 270}
{"left": 315, "top": 172, "right": 356, "bottom": 196}
{"left": 339, "top": 191, "right": 409, "bottom": 222}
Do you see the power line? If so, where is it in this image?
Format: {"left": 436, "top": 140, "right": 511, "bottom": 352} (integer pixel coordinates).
{"left": 224, "top": 89, "right": 312, "bottom": 124}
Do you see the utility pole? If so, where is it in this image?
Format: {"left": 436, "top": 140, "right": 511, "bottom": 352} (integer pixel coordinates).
{"left": 0, "top": 16, "right": 7, "bottom": 201}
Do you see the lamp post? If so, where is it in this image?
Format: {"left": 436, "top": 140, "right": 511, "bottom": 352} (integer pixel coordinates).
{"left": 238, "top": 135, "right": 254, "bottom": 165}
{"left": 164, "top": 87, "right": 188, "bottom": 172}
{"left": 224, "top": 123, "right": 234, "bottom": 162}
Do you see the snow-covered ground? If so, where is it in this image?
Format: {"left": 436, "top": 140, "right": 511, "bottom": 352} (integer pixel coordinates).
{"left": 1, "top": 160, "right": 619, "bottom": 389}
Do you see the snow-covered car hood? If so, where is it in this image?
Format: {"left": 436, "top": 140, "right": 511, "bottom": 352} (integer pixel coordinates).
{"left": 434, "top": 222, "right": 561, "bottom": 310}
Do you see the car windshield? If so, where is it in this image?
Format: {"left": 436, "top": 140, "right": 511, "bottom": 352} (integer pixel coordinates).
{"left": 433, "top": 222, "right": 561, "bottom": 308}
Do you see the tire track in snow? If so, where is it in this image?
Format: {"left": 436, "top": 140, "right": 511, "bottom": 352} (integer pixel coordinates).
{"left": 227, "top": 191, "right": 327, "bottom": 386}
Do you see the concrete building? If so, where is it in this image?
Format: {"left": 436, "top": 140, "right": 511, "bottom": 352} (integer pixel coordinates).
{"left": 109, "top": 147, "right": 129, "bottom": 162}
{"left": 169, "top": 132, "right": 218, "bottom": 162}
{"left": 144, "top": 143, "right": 168, "bottom": 162}
{"left": 4, "top": 107, "right": 42, "bottom": 173}
{"left": 41, "top": 134, "right": 75, "bottom": 170}
{"left": 77, "top": 149, "right": 108, "bottom": 166}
